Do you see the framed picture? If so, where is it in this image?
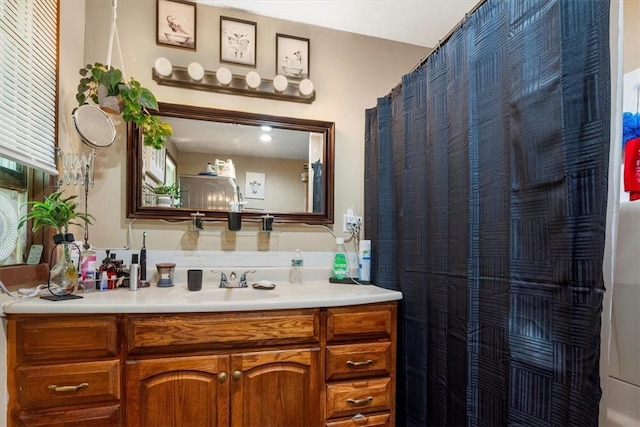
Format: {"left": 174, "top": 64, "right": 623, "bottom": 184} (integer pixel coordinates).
{"left": 245, "top": 172, "right": 265, "bottom": 200}
{"left": 144, "top": 145, "right": 166, "bottom": 183}
{"left": 156, "top": 0, "right": 196, "bottom": 50}
{"left": 220, "top": 16, "right": 256, "bottom": 67}
{"left": 276, "top": 33, "right": 310, "bottom": 79}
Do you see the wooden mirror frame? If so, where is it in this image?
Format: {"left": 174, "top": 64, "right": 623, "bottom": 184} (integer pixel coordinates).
{"left": 126, "top": 102, "right": 335, "bottom": 224}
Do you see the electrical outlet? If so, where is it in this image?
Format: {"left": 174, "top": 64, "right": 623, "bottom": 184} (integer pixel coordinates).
{"left": 343, "top": 212, "right": 362, "bottom": 233}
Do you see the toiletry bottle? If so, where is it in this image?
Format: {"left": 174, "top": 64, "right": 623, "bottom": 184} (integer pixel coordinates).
{"left": 129, "top": 253, "right": 140, "bottom": 291}
{"left": 107, "top": 253, "right": 117, "bottom": 289}
{"left": 290, "top": 249, "right": 304, "bottom": 285}
{"left": 99, "top": 271, "right": 109, "bottom": 291}
{"left": 81, "top": 247, "right": 97, "bottom": 291}
{"left": 332, "top": 238, "right": 348, "bottom": 280}
{"left": 358, "top": 240, "right": 371, "bottom": 283}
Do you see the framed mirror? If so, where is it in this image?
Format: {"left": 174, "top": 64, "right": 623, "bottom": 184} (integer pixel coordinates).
{"left": 126, "top": 102, "right": 335, "bottom": 224}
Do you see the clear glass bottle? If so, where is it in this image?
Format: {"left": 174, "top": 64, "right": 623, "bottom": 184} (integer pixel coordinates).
{"left": 290, "top": 249, "right": 304, "bottom": 285}
{"left": 332, "top": 238, "right": 348, "bottom": 280}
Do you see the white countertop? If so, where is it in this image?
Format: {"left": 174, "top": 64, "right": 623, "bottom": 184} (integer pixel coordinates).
{"left": 1, "top": 281, "right": 402, "bottom": 314}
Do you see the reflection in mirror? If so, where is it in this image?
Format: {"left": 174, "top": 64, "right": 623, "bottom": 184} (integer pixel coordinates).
{"left": 126, "top": 103, "right": 335, "bottom": 224}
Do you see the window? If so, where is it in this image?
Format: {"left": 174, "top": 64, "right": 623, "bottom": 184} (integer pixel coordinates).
{"left": 0, "top": 0, "right": 58, "bottom": 270}
{"left": 0, "top": 0, "right": 58, "bottom": 175}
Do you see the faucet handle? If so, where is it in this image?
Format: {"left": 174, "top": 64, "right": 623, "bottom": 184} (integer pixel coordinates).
{"left": 212, "top": 270, "right": 228, "bottom": 288}
{"left": 0, "top": 280, "right": 13, "bottom": 297}
{"left": 239, "top": 270, "right": 256, "bottom": 287}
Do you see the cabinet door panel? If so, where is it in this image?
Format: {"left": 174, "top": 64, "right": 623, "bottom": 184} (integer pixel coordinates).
{"left": 231, "top": 348, "right": 321, "bottom": 427}
{"left": 126, "top": 355, "right": 229, "bottom": 427}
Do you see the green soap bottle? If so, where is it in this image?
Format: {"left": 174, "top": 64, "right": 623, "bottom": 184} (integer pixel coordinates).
{"left": 332, "top": 237, "right": 348, "bottom": 279}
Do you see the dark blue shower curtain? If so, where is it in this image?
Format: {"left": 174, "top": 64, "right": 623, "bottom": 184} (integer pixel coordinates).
{"left": 364, "top": 1, "right": 610, "bottom": 426}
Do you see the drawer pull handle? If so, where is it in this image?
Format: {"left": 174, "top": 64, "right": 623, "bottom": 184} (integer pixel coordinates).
{"left": 218, "top": 372, "right": 228, "bottom": 382}
{"left": 48, "top": 383, "right": 89, "bottom": 392}
{"left": 346, "top": 359, "right": 373, "bottom": 367}
{"left": 347, "top": 396, "right": 373, "bottom": 406}
{"left": 233, "top": 371, "right": 242, "bottom": 380}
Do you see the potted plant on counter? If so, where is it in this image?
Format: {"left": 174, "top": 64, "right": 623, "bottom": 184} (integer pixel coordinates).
{"left": 75, "top": 62, "right": 173, "bottom": 149}
{"left": 18, "top": 191, "right": 94, "bottom": 295}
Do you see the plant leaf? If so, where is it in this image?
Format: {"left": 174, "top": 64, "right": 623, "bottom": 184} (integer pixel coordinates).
{"left": 137, "top": 88, "right": 159, "bottom": 111}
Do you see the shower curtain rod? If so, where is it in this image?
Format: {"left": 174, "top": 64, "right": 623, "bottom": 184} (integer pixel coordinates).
{"left": 410, "top": 0, "right": 489, "bottom": 73}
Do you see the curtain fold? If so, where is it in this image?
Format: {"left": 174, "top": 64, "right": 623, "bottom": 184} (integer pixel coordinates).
{"left": 364, "top": 1, "right": 611, "bottom": 425}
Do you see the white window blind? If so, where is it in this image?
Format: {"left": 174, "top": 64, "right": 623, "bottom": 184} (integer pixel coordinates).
{"left": 0, "top": 0, "right": 58, "bottom": 176}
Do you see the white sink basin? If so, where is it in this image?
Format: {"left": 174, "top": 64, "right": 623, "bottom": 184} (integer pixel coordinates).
{"left": 169, "top": 286, "right": 279, "bottom": 302}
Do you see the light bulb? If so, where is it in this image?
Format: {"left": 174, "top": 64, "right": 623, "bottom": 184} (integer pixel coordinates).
{"left": 299, "top": 79, "right": 314, "bottom": 96}
{"left": 245, "top": 71, "right": 261, "bottom": 89}
{"left": 273, "top": 75, "right": 288, "bottom": 92}
{"left": 216, "top": 67, "right": 232, "bottom": 85}
{"left": 154, "top": 57, "right": 173, "bottom": 77}
{"left": 187, "top": 62, "right": 204, "bottom": 81}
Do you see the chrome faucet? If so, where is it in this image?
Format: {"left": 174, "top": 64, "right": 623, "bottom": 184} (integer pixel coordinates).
{"left": 214, "top": 270, "right": 255, "bottom": 288}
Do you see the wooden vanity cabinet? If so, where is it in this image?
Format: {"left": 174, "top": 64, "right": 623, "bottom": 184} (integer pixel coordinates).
{"left": 6, "top": 314, "right": 122, "bottom": 426}
{"left": 325, "top": 303, "right": 397, "bottom": 426}
{"left": 6, "top": 302, "right": 397, "bottom": 427}
{"left": 124, "top": 309, "right": 322, "bottom": 427}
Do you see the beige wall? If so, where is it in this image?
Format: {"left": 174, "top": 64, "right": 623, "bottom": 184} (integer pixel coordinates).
{"left": 624, "top": 0, "right": 640, "bottom": 73}
{"left": 58, "top": 0, "right": 427, "bottom": 253}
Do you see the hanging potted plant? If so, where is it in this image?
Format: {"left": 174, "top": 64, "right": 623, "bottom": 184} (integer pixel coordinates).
{"left": 75, "top": 62, "right": 173, "bottom": 149}
{"left": 18, "top": 191, "right": 94, "bottom": 295}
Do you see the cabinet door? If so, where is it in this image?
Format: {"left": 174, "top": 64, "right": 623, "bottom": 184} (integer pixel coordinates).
{"left": 126, "top": 355, "right": 230, "bottom": 427}
{"left": 230, "top": 348, "right": 321, "bottom": 427}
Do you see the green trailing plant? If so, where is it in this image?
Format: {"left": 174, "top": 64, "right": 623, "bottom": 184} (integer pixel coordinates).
{"left": 76, "top": 62, "right": 173, "bottom": 149}
{"left": 19, "top": 191, "right": 94, "bottom": 235}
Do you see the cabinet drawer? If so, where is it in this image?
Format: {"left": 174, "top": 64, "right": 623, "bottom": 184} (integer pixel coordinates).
{"left": 326, "top": 342, "right": 391, "bottom": 381}
{"left": 13, "top": 315, "right": 118, "bottom": 363}
{"left": 326, "top": 378, "right": 391, "bottom": 419}
{"left": 126, "top": 309, "right": 320, "bottom": 354}
{"left": 327, "top": 304, "right": 395, "bottom": 342}
{"left": 15, "top": 404, "right": 121, "bottom": 427}
{"left": 326, "top": 413, "right": 391, "bottom": 427}
{"left": 17, "top": 360, "right": 120, "bottom": 410}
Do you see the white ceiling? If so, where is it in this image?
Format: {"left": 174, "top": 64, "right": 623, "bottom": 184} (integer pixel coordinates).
{"left": 198, "top": 0, "right": 480, "bottom": 47}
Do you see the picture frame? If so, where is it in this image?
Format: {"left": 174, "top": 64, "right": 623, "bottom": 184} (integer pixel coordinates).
{"left": 144, "top": 145, "right": 166, "bottom": 183}
{"left": 156, "top": 0, "right": 196, "bottom": 50}
{"left": 245, "top": 172, "right": 265, "bottom": 200}
{"left": 276, "top": 33, "right": 310, "bottom": 79}
{"left": 220, "top": 16, "right": 257, "bottom": 67}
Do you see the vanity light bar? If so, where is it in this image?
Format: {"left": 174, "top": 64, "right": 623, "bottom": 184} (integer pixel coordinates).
{"left": 151, "top": 65, "right": 316, "bottom": 104}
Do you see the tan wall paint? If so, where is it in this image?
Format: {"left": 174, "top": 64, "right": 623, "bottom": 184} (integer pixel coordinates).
{"left": 624, "top": 0, "right": 640, "bottom": 73}
{"left": 60, "top": 0, "right": 427, "bottom": 253}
